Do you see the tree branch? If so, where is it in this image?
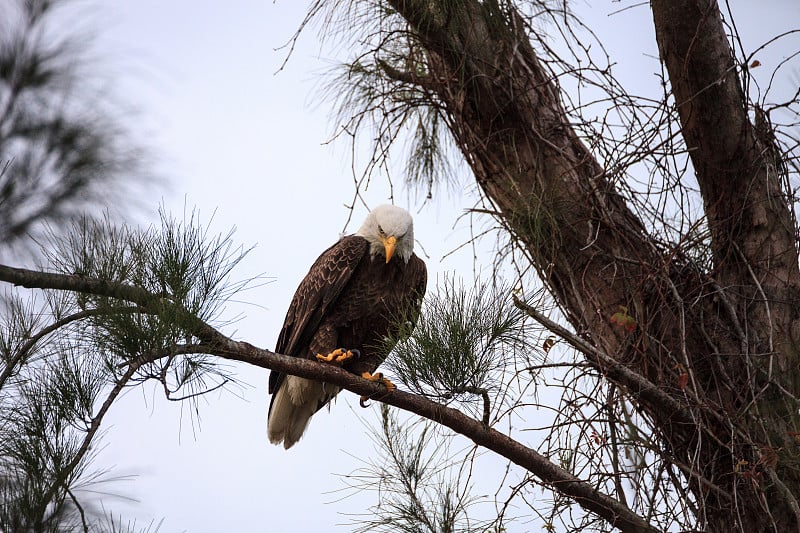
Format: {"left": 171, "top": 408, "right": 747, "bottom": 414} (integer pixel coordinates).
{"left": 512, "top": 295, "right": 694, "bottom": 424}
{"left": 651, "top": 0, "right": 800, "bottom": 297}
{"left": 377, "top": 59, "right": 437, "bottom": 92}
{"left": 66, "top": 488, "right": 89, "bottom": 533}
{"left": 0, "top": 263, "right": 659, "bottom": 533}
{"left": 36, "top": 361, "right": 140, "bottom": 527}
{"left": 0, "top": 306, "right": 140, "bottom": 391}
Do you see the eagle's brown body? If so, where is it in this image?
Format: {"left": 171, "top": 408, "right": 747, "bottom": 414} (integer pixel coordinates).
{"left": 268, "top": 230, "right": 426, "bottom": 448}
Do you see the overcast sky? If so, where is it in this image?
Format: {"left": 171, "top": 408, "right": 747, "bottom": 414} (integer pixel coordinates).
{"left": 48, "top": 1, "right": 800, "bottom": 531}
{"left": 77, "top": 2, "right": 477, "bottom": 531}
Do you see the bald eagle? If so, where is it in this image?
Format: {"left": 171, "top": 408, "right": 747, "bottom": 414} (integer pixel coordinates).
{"left": 267, "top": 205, "right": 427, "bottom": 449}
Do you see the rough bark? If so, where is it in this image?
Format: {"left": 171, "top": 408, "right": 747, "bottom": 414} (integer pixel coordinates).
{"left": 383, "top": 1, "right": 800, "bottom": 530}
{"left": 650, "top": 1, "right": 800, "bottom": 529}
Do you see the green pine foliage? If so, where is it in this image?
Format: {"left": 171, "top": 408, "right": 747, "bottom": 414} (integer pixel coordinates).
{"left": 347, "top": 404, "right": 489, "bottom": 533}
{"left": 0, "top": 211, "right": 252, "bottom": 530}
{"left": 0, "top": 0, "right": 145, "bottom": 256}
{"left": 385, "top": 276, "right": 531, "bottom": 408}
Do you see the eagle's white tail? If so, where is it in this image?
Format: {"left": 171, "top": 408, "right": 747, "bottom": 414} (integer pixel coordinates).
{"left": 268, "top": 376, "right": 335, "bottom": 449}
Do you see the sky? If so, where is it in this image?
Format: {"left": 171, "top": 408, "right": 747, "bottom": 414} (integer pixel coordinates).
{"left": 70, "top": 2, "right": 479, "bottom": 531}
{"left": 41, "top": 1, "right": 800, "bottom": 531}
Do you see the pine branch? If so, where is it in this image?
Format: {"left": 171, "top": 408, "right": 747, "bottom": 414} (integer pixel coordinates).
{"left": 0, "top": 263, "right": 659, "bottom": 533}
{"left": 0, "top": 306, "right": 140, "bottom": 390}
{"left": 35, "top": 359, "right": 139, "bottom": 528}
{"left": 66, "top": 488, "right": 89, "bottom": 533}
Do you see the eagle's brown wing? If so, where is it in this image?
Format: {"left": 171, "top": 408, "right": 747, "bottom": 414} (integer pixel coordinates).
{"left": 409, "top": 253, "right": 427, "bottom": 312}
{"left": 268, "top": 235, "right": 368, "bottom": 397}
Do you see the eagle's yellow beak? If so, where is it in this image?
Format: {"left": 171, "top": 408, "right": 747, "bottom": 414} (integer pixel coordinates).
{"left": 382, "top": 235, "right": 397, "bottom": 263}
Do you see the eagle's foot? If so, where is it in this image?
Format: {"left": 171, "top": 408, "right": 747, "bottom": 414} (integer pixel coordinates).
{"left": 361, "top": 371, "right": 396, "bottom": 391}
{"left": 316, "top": 348, "right": 359, "bottom": 364}
{"left": 359, "top": 371, "right": 395, "bottom": 407}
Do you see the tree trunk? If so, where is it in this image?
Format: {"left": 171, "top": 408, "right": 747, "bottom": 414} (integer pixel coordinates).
{"left": 650, "top": 1, "right": 800, "bottom": 529}
{"left": 385, "top": 1, "right": 800, "bottom": 530}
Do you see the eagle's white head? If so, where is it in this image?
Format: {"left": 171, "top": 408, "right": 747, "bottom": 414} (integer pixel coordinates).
{"left": 356, "top": 204, "right": 415, "bottom": 264}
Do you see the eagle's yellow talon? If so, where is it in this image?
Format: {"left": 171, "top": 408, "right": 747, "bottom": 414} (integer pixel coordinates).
{"left": 316, "top": 349, "right": 339, "bottom": 362}
{"left": 335, "top": 349, "right": 355, "bottom": 363}
{"left": 316, "top": 348, "right": 355, "bottom": 364}
{"left": 359, "top": 372, "right": 395, "bottom": 408}
{"left": 361, "top": 371, "right": 396, "bottom": 392}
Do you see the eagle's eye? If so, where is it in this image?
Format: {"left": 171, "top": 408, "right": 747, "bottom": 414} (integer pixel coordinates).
{"left": 377, "top": 225, "right": 385, "bottom": 236}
